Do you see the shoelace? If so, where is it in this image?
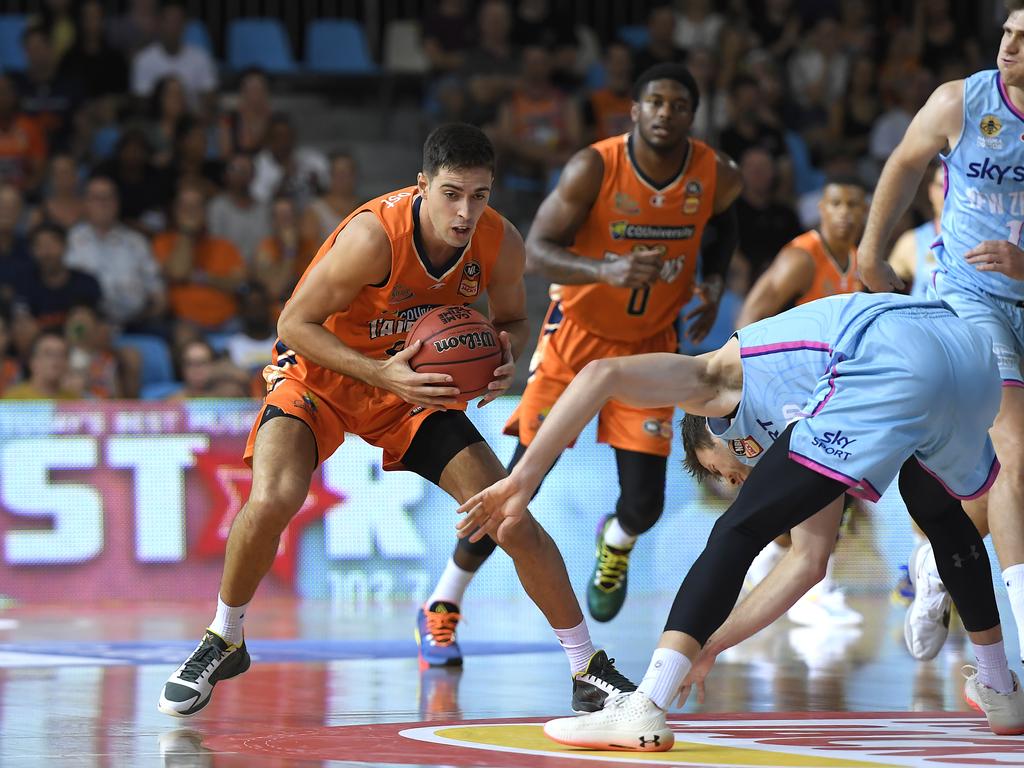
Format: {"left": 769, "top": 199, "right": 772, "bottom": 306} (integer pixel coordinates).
{"left": 594, "top": 544, "right": 630, "bottom": 589}
{"left": 593, "top": 656, "right": 637, "bottom": 692}
{"left": 179, "top": 641, "right": 225, "bottom": 683}
{"left": 425, "top": 609, "right": 461, "bottom": 646}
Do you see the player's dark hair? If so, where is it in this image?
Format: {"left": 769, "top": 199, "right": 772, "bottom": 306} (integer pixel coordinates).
{"left": 823, "top": 173, "right": 868, "bottom": 193}
{"left": 680, "top": 413, "right": 715, "bottom": 483}
{"left": 422, "top": 123, "right": 496, "bottom": 177}
{"left": 632, "top": 63, "right": 700, "bottom": 111}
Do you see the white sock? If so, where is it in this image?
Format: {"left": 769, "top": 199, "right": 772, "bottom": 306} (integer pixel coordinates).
{"left": 603, "top": 517, "right": 637, "bottom": 550}
{"left": 1003, "top": 564, "right": 1024, "bottom": 659}
{"left": 554, "top": 619, "right": 597, "bottom": 675}
{"left": 209, "top": 595, "right": 248, "bottom": 646}
{"left": 427, "top": 559, "right": 475, "bottom": 607}
{"left": 972, "top": 638, "right": 1014, "bottom": 694}
{"left": 637, "top": 647, "right": 691, "bottom": 710}
{"left": 747, "top": 540, "right": 785, "bottom": 585}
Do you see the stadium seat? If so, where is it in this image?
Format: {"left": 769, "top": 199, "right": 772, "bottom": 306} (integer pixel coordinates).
{"left": 617, "top": 24, "right": 649, "bottom": 50}
{"left": 227, "top": 18, "right": 297, "bottom": 74}
{"left": 116, "top": 334, "right": 174, "bottom": 388}
{"left": 184, "top": 19, "right": 213, "bottom": 55}
{"left": 0, "top": 16, "right": 27, "bottom": 72}
{"left": 306, "top": 19, "right": 377, "bottom": 74}
{"left": 139, "top": 381, "right": 183, "bottom": 401}
{"left": 382, "top": 19, "right": 428, "bottom": 74}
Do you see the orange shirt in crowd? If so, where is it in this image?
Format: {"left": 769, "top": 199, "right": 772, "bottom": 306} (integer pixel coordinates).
{"left": 152, "top": 232, "right": 246, "bottom": 329}
{"left": 0, "top": 115, "right": 46, "bottom": 190}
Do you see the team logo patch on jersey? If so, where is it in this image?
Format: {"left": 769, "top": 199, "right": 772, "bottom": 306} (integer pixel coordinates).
{"left": 683, "top": 180, "right": 703, "bottom": 215}
{"left": 980, "top": 114, "right": 1002, "bottom": 137}
{"left": 610, "top": 221, "right": 695, "bottom": 240}
{"left": 730, "top": 436, "right": 763, "bottom": 458}
{"left": 388, "top": 283, "right": 414, "bottom": 304}
{"left": 458, "top": 261, "right": 481, "bottom": 297}
{"left": 614, "top": 192, "right": 641, "bottom": 215}
{"left": 643, "top": 419, "right": 673, "bottom": 440}
{"left": 294, "top": 391, "right": 319, "bottom": 416}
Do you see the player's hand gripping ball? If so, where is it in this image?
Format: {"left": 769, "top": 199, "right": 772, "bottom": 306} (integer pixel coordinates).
{"left": 405, "top": 306, "right": 502, "bottom": 402}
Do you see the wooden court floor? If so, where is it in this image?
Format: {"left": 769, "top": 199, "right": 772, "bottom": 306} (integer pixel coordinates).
{"left": 0, "top": 593, "right": 1020, "bottom": 767}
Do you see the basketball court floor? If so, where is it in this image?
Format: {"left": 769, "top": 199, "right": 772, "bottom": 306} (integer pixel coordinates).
{"left": 0, "top": 592, "right": 1020, "bottom": 768}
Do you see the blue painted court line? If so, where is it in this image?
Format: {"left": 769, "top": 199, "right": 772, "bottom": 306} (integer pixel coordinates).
{"left": 0, "top": 639, "right": 561, "bottom": 666}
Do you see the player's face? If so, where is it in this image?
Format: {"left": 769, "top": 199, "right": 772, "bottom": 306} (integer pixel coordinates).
{"left": 633, "top": 79, "right": 693, "bottom": 153}
{"left": 818, "top": 184, "right": 866, "bottom": 242}
{"left": 695, "top": 441, "right": 751, "bottom": 486}
{"left": 927, "top": 165, "right": 945, "bottom": 219}
{"left": 999, "top": 12, "right": 1024, "bottom": 87}
{"left": 418, "top": 167, "right": 493, "bottom": 248}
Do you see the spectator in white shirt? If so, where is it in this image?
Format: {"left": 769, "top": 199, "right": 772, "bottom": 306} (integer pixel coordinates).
{"left": 131, "top": 0, "right": 216, "bottom": 112}
{"left": 65, "top": 175, "right": 166, "bottom": 330}
{"left": 251, "top": 113, "right": 329, "bottom": 209}
{"left": 207, "top": 153, "right": 269, "bottom": 268}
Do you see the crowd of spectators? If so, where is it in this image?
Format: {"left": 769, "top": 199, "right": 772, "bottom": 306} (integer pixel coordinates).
{"left": 0, "top": 0, "right": 985, "bottom": 400}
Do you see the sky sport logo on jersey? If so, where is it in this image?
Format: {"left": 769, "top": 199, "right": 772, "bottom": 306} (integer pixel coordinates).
{"left": 964, "top": 157, "right": 1024, "bottom": 184}
{"left": 810, "top": 429, "right": 856, "bottom": 460}
{"left": 609, "top": 221, "right": 695, "bottom": 240}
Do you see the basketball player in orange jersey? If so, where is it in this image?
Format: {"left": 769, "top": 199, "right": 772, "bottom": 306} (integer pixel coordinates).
{"left": 732, "top": 176, "right": 867, "bottom": 629}
{"left": 157, "top": 124, "right": 636, "bottom": 718}
{"left": 417, "top": 63, "right": 742, "bottom": 660}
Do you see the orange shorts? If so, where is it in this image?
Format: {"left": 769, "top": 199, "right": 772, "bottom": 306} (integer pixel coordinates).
{"left": 504, "top": 302, "right": 677, "bottom": 457}
{"left": 243, "top": 374, "right": 446, "bottom": 470}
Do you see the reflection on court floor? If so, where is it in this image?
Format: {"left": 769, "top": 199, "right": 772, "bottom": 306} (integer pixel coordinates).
{"left": 0, "top": 594, "right": 1017, "bottom": 767}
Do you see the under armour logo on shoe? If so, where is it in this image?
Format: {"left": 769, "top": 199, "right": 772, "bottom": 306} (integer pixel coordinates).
{"left": 640, "top": 735, "right": 661, "bottom": 747}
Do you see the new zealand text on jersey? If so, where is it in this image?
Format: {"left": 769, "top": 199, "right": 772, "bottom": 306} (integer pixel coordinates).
{"left": 965, "top": 186, "right": 1024, "bottom": 216}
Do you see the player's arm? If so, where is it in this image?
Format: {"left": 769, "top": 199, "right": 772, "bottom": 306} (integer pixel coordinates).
{"left": 524, "top": 148, "right": 661, "bottom": 287}
{"left": 477, "top": 218, "right": 530, "bottom": 407}
{"left": 734, "top": 247, "right": 815, "bottom": 328}
{"left": 685, "top": 152, "right": 743, "bottom": 343}
{"left": 681, "top": 498, "right": 844, "bottom": 703}
{"left": 859, "top": 80, "right": 963, "bottom": 291}
{"left": 277, "top": 212, "right": 459, "bottom": 408}
{"left": 887, "top": 229, "right": 918, "bottom": 287}
{"left": 456, "top": 340, "right": 742, "bottom": 540}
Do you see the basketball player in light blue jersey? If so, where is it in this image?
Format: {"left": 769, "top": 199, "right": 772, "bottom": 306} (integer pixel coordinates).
{"left": 457, "top": 293, "right": 1024, "bottom": 748}
{"left": 888, "top": 163, "right": 945, "bottom": 299}
{"left": 860, "top": 0, "right": 1024, "bottom": 667}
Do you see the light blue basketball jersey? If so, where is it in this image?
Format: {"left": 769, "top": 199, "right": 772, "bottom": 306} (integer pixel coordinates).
{"left": 911, "top": 220, "right": 939, "bottom": 300}
{"left": 938, "top": 69, "right": 1024, "bottom": 301}
{"left": 708, "top": 293, "right": 1000, "bottom": 501}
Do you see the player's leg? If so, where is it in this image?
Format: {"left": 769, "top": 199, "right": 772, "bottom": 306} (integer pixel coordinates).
{"left": 158, "top": 408, "right": 319, "bottom": 717}
{"left": 586, "top": 448, "right": 666, "bottom": 622}
{"left": 545, "top": 423, "right": 847, "bottom": 749}
{"left": 424, "top": 416, "right": 636, "bottom": 710}
{"left": 897, "top": 458, "right": 1024, "bottom": 734}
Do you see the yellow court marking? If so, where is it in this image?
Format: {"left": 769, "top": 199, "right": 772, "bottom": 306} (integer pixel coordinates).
{"left": 432, "top": 725, "right": 883, "bottom": 767}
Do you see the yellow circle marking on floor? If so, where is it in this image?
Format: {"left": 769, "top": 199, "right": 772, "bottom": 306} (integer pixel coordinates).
{"left": 433, "top": 725, "right": 882, "bottom": 767}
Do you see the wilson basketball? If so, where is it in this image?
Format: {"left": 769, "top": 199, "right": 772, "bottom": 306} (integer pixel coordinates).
{"left": 406, "top": 306, "right": 502, "bottom": 401}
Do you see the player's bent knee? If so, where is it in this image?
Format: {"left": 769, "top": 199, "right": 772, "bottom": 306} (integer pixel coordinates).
{"left": 243, "top": 487, "right": 309, "bottom": 534}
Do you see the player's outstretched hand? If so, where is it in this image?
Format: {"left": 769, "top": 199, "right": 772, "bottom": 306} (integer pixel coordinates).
{"left": 676, "top": 647, "right": 717, "bottom": 707}
{"left": 601, "top": 248, "right": 662, "bottom": 288}
{"left": 456, "top": 472, "right": 535, "bottom": 544}
{"left": 858, "top": 258, "right": 906, "bottom": 292}
{"left": 683, "top": 277, "right": 723, "bottom": 344}
{"left": 477, "top": 331, "right": 514, "bottom": 408}
{"left": 966, "top": 240, "right": 1024, "bottom": 280}
{"left": 376, "top": 339, "right": 461, "bottom": 409}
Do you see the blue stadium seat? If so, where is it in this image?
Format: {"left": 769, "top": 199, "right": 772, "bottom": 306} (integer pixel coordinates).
{"left": 184, "top": 19, "right": 213, "bottom": 55}
{"left": 0, "top": 16, "right": 27, "bottom": 72}
{"left": 306, "top": 19, "right": 377, "bottom": 74}
{"left": 139, "top": 381, "right": 183, "bottom": 401}
{"left": 227, "top": 18, "right": 297, "bottom": 74}
{"left": 116, "top": 333, "right": 174, "bottom": 387}
{"left": 617, "top": 25, "right": 649, "bottom": 50}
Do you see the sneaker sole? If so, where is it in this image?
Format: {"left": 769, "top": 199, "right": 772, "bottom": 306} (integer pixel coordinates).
{"left": 962, "top": 685, "right": 1024, "bottom": 735}
{"left": 157, "top": 693, "right": 210, "bottom": 718}
{"left": 543, "top": 722, "right": 675, "bottom": 752}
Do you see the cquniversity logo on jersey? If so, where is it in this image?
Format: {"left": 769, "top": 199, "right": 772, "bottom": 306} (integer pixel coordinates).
{"left": 609, "top": 221, "right": 695, "bottom": 240}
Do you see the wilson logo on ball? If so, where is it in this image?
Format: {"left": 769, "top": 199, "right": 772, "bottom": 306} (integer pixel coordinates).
{"left": 433, "top": 331, "right": 497, "bottom": 354}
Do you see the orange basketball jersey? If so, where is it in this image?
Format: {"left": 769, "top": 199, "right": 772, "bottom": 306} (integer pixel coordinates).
{"left": 267, "top": 186, "right": 506, "bottom": 396}
{"left": 787, "top": 230, "right": 861, "bottom": 305}
{"left": 558, "top": 133, "right": 718, "bottom": 341}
